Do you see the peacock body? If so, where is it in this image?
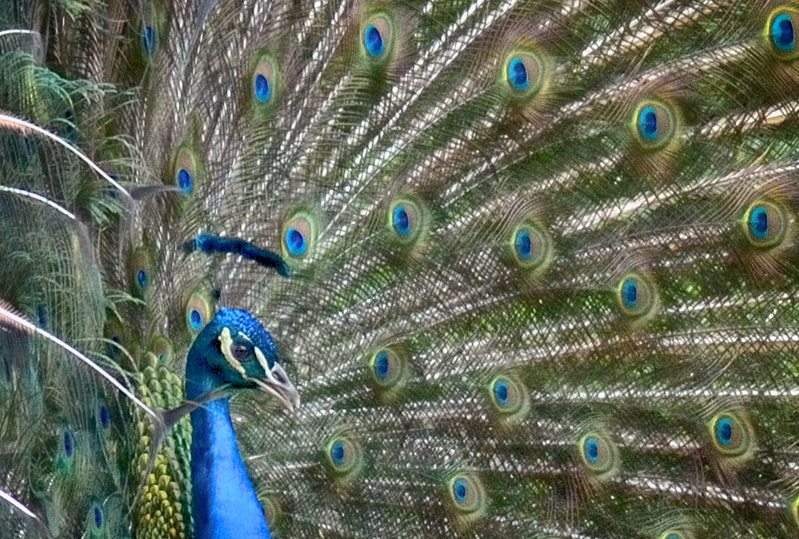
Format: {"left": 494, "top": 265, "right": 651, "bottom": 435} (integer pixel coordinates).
{"left": 1, "top": 0, "right": 799, "bottom": 538}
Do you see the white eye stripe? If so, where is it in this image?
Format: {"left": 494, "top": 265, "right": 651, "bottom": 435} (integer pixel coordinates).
{"left": 218, "top": 327, "right": 246, "bottom": 375}
{"left": 246, "top": 348, "right": 283, "bottom": 389}
{"left": 220, "top": 326, "right": 298, "bottom": 414}
{"left": 254, "top": 347, "right": 270, "bottom": 374}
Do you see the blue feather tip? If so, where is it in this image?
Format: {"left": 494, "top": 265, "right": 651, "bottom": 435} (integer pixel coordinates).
{"left": 183, "top": 235, "right": 291, "bottom": 278}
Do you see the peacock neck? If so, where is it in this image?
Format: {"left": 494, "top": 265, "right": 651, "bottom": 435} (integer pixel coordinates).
{"left": 186, "top": 363, "right": 272, "bottom": 539}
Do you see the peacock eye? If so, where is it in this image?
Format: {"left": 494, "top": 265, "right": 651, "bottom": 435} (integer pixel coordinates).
{"left": 272, "top": 369, "right": 286, "bottom": 383}
{"left": 631, "top": 99, "right": 678, "bottom": 150}
{"left": 768, "top": 9, "right": 798, "bottom": 56}
{"left": 231, "top": 344, "right": 251, "bottom": 360}
{"left": 363, "top": 15, "right": 392, "bottom": 59}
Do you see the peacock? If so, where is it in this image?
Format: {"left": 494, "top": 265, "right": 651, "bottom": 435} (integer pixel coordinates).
{"left": 2, "top": 0, "right": 799, "bottom": 537}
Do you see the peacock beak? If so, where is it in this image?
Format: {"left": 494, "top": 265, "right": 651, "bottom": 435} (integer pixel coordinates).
{"left": 251, "top": 347, "right": 300, "bottom": 413}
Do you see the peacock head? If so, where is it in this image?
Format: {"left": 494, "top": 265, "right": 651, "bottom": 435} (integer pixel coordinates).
{"left": 186, "top": 308, "right": 300, "bottom": 412}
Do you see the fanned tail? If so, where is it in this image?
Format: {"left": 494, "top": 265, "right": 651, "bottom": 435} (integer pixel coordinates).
{"left": 2, "top": 1, "right": 799, "bottom": 538}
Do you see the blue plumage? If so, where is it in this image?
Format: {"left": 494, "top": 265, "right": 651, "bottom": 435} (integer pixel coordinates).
{"left": 637, "top": 107, "right": 659, "bottom": 142}
{"left": 255, "top": 75, "right": 271, "bottom": 103}
{"left": 190, "top": 396, "right": 273, "bottom": 539}
{"left": 185, "top": 309, "right": 298, "bottom": 539}
{"left": 185, "top": 235, "right": 290, "bottom": 277}
{"left": 285, "top": 229, "right": 307, "bottom": 256}
{"left": 507, "top": 58, "right": 529, "bottom": 91}
{"left": 364, "top": 25, "right": 384, "bottom": 57}
{"left": 772, "top": 13, "right": 795, "bottom": 52}
{"left": 178, "top": 170, "right": 193, "bottom": 194}
{"left": 143, "top": 27, "right": 156, "bottom": 55}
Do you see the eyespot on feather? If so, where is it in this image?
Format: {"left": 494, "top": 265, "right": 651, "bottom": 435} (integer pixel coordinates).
{"left": 281, "top": 213, "right": 317, "bottom": 260}
{"left": 251, "top": 53, "right": 284, "bottom": 117}
{"left": 368, "top": 347, "right": 409, "bottom": 390}
{"left": 503, "top": 50, "right": 544, "bottom": 97}
{"left": 142, "top": 25, "right": 156, "bottom": 55}
{"left": 129, "top": 247, "right": 153, "bottom": 299}
{"left": 631, "top": 100, "right": 678, "bottom": 151}
{"left": 767, "top": 8, "right": 799, "bottom": 58}
{"left": 87, "top": 501, "right": 105, "bottom": 539}
{"left": 98, "top": 403, "right": 111, "bottom": 431}
{"left": 185, "top": 290, "right": 214, "bottom": 335}
{"left": 173, "top": 146, "right": 204, "bottom": 196}
{"left": 323, "top": 433, "right": 364, "bottom": 482}
{"left": 497, "top": 43, "right": 549, "bottom": 110}
{"left": 446, "top": 472, "right": 487, "bottom": 526}
{"left": 509, "top": 220, "right": 552, "bottom": 273}
{"left": 487, "top": 374, "right": 530, "bottom": 423}
{"left": 94, "top": 397, "right": 114, "bottom": 445}
{"left": 361, "top": 13, "right": 395, "bottom": 62}
{"left": 709, "top": 411, "right": 754, "bottom": 460}
{"left": 387, "top": 197, "right": 427, "bottom": 249}
{"left": 743, "top": 200, "right": 791, "bottom": 249}
{"left": 139, "top": 3, "right": 163, "bottom": 59}
{"left": 254, "top": 59, "right": 274, "bottom": 102}
{"left": 149, "top": 335, "right": 175, "bottom": 364}
{"left": 578, "top": 432, "right": 618, "bottom": 477}
{"left": 616, "top": 272, "right": 659, "bottom": 320}
{"left": 56, "top": 424, "right": 76, "bottom": 473}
